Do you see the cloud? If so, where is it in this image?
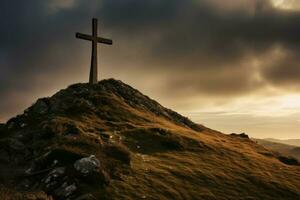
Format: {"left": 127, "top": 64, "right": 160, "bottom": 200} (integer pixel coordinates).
{"left": 1, "top": 0, "right": 300, "bottom": 122}
{"left": 272, "top": 0, "right": 300, "bottom": 10}
{"left": 47, "top": 0, "right": 78, "bottom": 13}
{"left": 260, "top": 46, "right": 300, "bottom": 89}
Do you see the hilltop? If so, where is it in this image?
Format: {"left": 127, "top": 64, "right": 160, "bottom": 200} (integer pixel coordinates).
{"left": 0, "top": 79, "right": 300, "bottom": 200}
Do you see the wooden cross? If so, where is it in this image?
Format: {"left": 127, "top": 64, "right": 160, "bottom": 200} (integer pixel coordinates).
{"left": 76, "top": 18, "right": 113, "bottom": 84}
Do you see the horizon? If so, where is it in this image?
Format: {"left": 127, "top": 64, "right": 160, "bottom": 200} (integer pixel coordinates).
{"left": 1, "top": 0, "right": 300, "bottom": 140}
{"left": 0, "top": 77, "right": 299, "bottom": 140}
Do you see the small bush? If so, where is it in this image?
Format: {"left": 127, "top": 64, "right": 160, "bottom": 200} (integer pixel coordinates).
{"left": 34, "top": 149, "right": 84, "bottom": 170}
{"left": 230, "top": 133, "right": 249, "bottom": 139}
{"left": 41, "top": 119, "right": 81, "bottom": 137}
{"left": 161, "top": 135, "right": 184, "bottom": 150}
{"left": 121, "top": 128, "right": 190, "bottom": 154}
{"left": 104, "top": 143, "right": 131, "bottom": 165}
{"left": 278, "top": 156, "right": 299, "bottom": 166}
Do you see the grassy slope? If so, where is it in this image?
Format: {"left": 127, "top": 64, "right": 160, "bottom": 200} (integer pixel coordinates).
{"left": 106, "top": 123, "right": 300, "bottom": 199}
{"left": 1, "top": 79, "right": 300, "bottom": 200}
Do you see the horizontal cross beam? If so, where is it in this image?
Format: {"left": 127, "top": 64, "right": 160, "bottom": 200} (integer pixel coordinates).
{"left": 76, "top": 33, "right": 113, "bottom": 45}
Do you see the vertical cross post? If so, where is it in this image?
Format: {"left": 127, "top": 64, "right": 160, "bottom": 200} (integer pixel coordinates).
{"left": 76, "top": 18, "right": 113, "bottom": 84}
{"left": 90, "top": 18, "right": 98, "bottom": 84}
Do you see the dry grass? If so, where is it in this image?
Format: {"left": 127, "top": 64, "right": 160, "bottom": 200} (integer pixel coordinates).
{"left": 0, "top": 186, "right": 52, "bottom": 200}
{"left": 104, "top": 125, "right": 300, "bottom": 200}
{"left": 1, "top": 79, "right": 300, "bottom": 199}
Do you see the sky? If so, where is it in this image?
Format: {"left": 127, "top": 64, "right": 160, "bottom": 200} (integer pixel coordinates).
{"left": 1, "top": 0, "right": 300, "bottom": 139}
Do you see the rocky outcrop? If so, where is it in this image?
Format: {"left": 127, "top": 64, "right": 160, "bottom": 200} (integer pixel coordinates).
{"left": 230, "top": 132, "right": 249, "bottom": 139}
{"left": 74, "top": 155, "right": 100, "bottom": 175}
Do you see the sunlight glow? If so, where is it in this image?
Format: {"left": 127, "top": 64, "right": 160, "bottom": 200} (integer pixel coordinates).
{"left": 272, "top": 0, "right": 300, "bottom": 10}
{"left": 189, "top": 94, "right": 300, "bottom": 118}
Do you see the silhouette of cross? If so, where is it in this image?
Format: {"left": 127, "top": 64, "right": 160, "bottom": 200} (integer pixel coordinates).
{"left": 76, "top": 18, "right": 113, "bottom": 84}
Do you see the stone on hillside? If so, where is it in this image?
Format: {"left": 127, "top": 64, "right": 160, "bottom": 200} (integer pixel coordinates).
{"left": 31, "top": 99, "right": 49, "bottom": 114}
{"left": 74, "top": 155, "right": 100, "bottom": 175}
{"left": 230, "top": 133, "right": 249, "bottom": 139}
{"left": 53, "top": 182, "right": 77, "bottom": 198}
{"left": 64, "top": 183, "right": 77, "bottom": 197}
{"left": 43, "top": 167, "right": 66, "bottom": 188}
{"left": 72, "top": 87, "right": 89, "bottom": 96}
{"left": 9, "top": 139, "right": 26, "bottom": 151}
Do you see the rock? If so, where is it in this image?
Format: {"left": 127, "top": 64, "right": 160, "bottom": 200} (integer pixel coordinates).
{"left": 31, "top": 99, "right": 49, "bottom": 114}
{"left": 72, "top": 87, "right": 90, "bottom": 97}
{"left": 9, "top": 139, "right": 26, "bottom": 151}
{"left": 230, "top": 133, "right": 249, "bottom": 139}
{"left": 64, "top": 183, "right": 77, "bottom": 197}
{"left": 54, "top": 182, "right": 77, "bottom": 198}
{"left": 43, "top": 167, "right": 65, "bottom": 189}
{"left": 7, "top": 121, "right": 15, "bottom": 129}
{"left": 20, "top": 123, "right": 27, "bottom": 128}
{"left": 74, "top": 155, "right": 100, "bottom": 175}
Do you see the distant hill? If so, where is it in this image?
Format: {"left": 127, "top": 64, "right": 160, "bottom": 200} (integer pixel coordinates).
{"left": 0, "top": 79, "right": 300, "bottom": 200}
{"left": 263, "top": 138, "right": 300, "bottom": 147}
{"left": 255, "top": 139, "right": 300, "bottom": 162}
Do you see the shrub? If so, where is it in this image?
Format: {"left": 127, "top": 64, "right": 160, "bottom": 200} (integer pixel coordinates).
{"left": 278, "top": 156, "right": 299, "bottom": 166}
{"left": 34, "top": 149, "right": 84, "bottom": 170}
{"left": 230, "top": 133, "right": 249, "bottom": 139}
{"left": 104, "top": 143, "right": 131, "bottom": 165}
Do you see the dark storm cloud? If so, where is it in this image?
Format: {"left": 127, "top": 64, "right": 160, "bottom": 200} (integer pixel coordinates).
{"left": 261, "top": 47, "right": 300, "bottom": 88}
{"left": 99, "top": 0, "right": 300, "bottom": 95}
{"left": 1, "top": 0, "right": 300, "bottom": 120}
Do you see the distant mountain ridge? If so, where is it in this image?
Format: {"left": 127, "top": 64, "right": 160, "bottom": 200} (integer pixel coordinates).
{"left": 255, "top": 138, "right": 300, "bottom": 162}
{"left": 0, "top": 79, "right": 300, "bottom": 199}
{"left": 263, "top": 138, "right": 300, "bottom": 147}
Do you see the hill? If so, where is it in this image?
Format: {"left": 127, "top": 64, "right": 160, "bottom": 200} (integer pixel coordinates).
{"left": 263, "top": 138, "right": 300, "bottom": 147}
{"left": 255, "top": 139, "right": 300, "bottom": 162}
{"left": 0, "top": 79, "right": 300, "bottom": 200}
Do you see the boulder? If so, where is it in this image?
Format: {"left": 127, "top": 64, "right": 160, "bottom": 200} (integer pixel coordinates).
{"left": 31, "top": 99, "right": 49, "bottom": 115}
{"left": 43, "top": 167, "right": 66, "bottom": 189}
{"left": 74, "top": 155, "right": 100, "bottom": 175}
{"left": 230, "top": 133, "right": 249, "bottom": 139}
{"left": 53, "top": 182, "right": 77, "bottom": 198}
